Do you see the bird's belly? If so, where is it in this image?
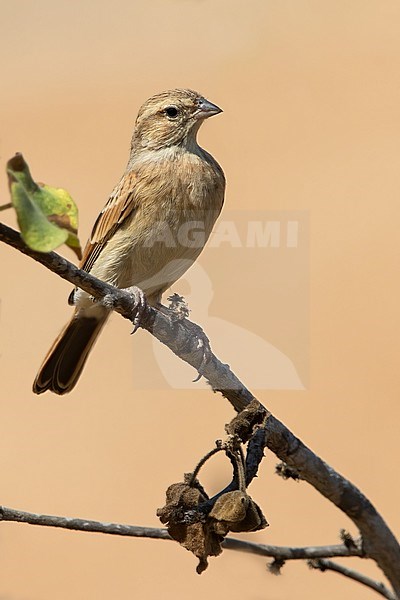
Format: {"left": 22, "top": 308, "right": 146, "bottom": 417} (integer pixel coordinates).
{"left": 87, "top": 206, "right": 217, "bottom": 304}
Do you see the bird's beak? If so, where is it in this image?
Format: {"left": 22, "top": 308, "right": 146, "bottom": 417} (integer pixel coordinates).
{"left": 195, "top": 98, "right": 223, "bottom": 120}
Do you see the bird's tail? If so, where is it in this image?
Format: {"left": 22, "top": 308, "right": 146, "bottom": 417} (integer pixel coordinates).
{"left": 33, "top": 311, "right": 108, "bottom": 395}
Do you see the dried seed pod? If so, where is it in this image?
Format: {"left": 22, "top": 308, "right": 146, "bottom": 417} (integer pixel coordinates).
{"left": 209, "top": 491, "right": 249, "bottom": 523}
{"left": 229, "top": 496, "right": 269, "bottom": 532}
{"left": 157, "top": 480, "right": 222, "bottom": 574}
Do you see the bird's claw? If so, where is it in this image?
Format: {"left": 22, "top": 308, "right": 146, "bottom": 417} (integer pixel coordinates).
{"left": 121, "top": 286, "right": 148, "bottom": 334}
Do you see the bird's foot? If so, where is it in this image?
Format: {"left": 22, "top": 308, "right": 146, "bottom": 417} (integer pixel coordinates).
{"left": 99, "top": 286, "right": 148, "bottom": 332}
{"left": 122, "top": 286, "right": 148, "bottom": 333}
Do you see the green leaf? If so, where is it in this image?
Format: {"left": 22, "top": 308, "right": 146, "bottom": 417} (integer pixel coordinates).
{"left": 9, "top": 181, "right": 69, "bottom": 253}
{"left": 6, "top": 153, "right": 82, "bottom": 258}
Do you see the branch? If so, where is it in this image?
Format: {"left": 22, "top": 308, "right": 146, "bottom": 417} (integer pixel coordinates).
{"left": 224, "top": 538, "right": 362, "bottom": 560}
{"left": 0, "top": 222, "right": 399, "bottom": 597}
{"left": 0, "top": 222, "right": 252, "bottom": 412}
{"left": 2, "top": 505, "right": 392, "bottom": 598}
{"left": 309, "top": 559, "right": 397, "bottom": 600}
{"left": 260, "top": 418, "right": 400, "bottom": 596}
{"left": 0, "top": 505, "right": 362, "bottom": 560}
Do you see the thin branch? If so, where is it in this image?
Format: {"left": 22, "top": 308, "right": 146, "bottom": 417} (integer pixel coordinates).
{"left": 0, "top": 203, "right": 12, "bottom": 211}
{"left": 260, "top": 418, "right": 400, "bottom": 596}
{"left": 2, "top": 503, "right": 391, "bottom": 599}
{"left": 309, "top": 559, "right": 397, "bottom": 600}
{"left": 0, "top": 505, "right": 361, "bottom": 560}
{"left": 224, "top": 538, "right": 362, "bottom": 560}
{"left": 1, "top": 504, "right": 390, "bottom": 598}
{"left": 0, "top": 222, "right": 399, "bottom": 597}
{"left": 0, "top": 506, "right": 170, "bottom": 539}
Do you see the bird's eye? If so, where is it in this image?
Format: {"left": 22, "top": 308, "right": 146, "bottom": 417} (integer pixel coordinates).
{"left": 164, "top": 106, "right": 179, "bottom": 118}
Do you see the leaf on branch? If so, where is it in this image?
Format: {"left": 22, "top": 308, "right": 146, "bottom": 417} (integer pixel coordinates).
{"left": 6, "top": 153, "right": 82, "bottom": 258}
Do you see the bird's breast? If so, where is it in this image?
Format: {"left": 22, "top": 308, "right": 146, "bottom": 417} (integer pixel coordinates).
{"left": 86, "top": 147, "right": 225, "bottom": 300}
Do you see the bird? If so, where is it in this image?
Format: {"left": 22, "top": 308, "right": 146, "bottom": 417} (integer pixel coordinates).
{"left": 33, "top": 88, "right": 225, "bottom": 395}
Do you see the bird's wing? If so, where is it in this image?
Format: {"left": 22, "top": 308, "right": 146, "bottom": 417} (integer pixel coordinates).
{"left": 80, "top": 170, "right": 138, "bottom": 273}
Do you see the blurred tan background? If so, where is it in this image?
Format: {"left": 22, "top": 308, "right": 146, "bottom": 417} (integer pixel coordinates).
{"left": 1, "top": 1, "right": 399, "bottom": 598}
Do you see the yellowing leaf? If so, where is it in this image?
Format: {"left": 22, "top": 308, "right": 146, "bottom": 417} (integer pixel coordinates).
{"left": 9, "top": 181, "right": 69, "bottom": 253}
{"left": 6, "top": 153, "right": 82, "bottom": 258}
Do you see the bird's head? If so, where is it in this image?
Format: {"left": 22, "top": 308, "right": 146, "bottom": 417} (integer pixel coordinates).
{"left": 131, "top": 89, "right": 222, "bottom": 151}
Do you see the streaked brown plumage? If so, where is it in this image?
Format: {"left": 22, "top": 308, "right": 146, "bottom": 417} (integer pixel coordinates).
{"left": 33, "top": 89, "right": 225, "bottom": 395}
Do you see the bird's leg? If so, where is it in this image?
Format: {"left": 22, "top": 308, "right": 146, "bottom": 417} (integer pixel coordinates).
{"left": 123, "top": 286, "right": 148, "bottom": 333}
{"left": 99, "top": 285, "right": 148, "bottom": 333}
